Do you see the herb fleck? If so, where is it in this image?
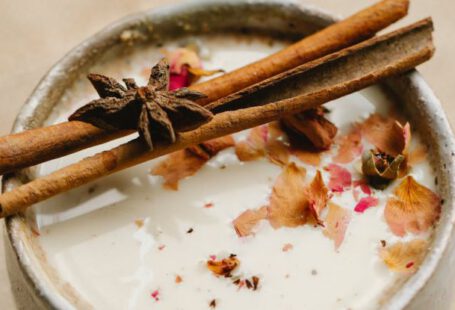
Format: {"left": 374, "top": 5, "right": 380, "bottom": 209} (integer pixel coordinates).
{"left": 207, "top": 255, "right": 239, "bottom": 277}
{"left": 134, "top": 219, "right": 144, "bottom": 228}
{"left": 252, "top": 276, "right": 260, "bottom": 290}
{"left": 150, "top": 289, "right": 160, "bottom": 301}
{"left": 204, "top": 202, "right": 214, "bottom": 209}
{"left": 282, "top": 243, "right": 293, "bottom": 252}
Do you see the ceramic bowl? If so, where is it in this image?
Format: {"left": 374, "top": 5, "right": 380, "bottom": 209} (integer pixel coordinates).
{"left": 3, "top": 1, "right": 455, "bottom": 309}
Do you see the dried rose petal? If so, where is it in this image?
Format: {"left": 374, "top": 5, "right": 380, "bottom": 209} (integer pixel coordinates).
{"left": 352, "top": 188, "right": 360, "bottom": 202}
{"left": 187, "top": 67, "right": 224, "bottom": 78}
{"left": 266, "top": 122, "right": 290, "bottom": 166}
{"left": 325, "top": 164, "right": 352, "bottom": 193}
{"left": 268, "top": 165, "right": 328, "bottom": 228}
{"left": 235, "top": 126, "right": 268, "bottom": 161}
{"left": 360, "top": 183, "right": 372, "bottom": 196}
{"left": 235, "top": 124, "right": 289, "bottom": 166}
{"left": 282, "top": 243, "right": 294, "bottom": 252}
{"left": 352, "top": 179, "right": 373, "bottom": 202}
{"left": 385, "top": 176, "right": 441, "bottom": 236}
{"left": 233, "top": 207, "right": 268, "bottom": 237}
{"left": 408, "top": 145, "right": 427, "bottom": 165}
{"left": 380, "top": 239, "right": 428, "bottom": 273}
{"left": 333, "top": 125, "right": 363, "bottom": 164}
{"left": 266, "top": 139, "right": 290, "bottom": 166}
{"left": 292, "top": 148, "right": 323, "bottom": 166}
{"left": 151, "top": 136, "right": 234, "bottom": 190}
{"left": 170, "top": 65, "right": 190, "bottom": 90}
{"left": 354, "top": 196, "right": 379, "bottom": 213}
{"left": 268, "top": 163, "right": 308, "bottom": 228}
{"left": 361, "top": 114, "right": 411, "bottom": 157}
{"left": 353, "top": 179, "right": 372, "bottom": 195}
{"left": 164, "top": 47, "right": 200, "bottom": 90}
{"left": 323, "top": 203, "right": 352, "bottom": 250}
{"left": 306, "top": 170, "right": 329, "bottom": 225}
{"left": 268, "top": 121, "right": 285, "bottom": 138}
{"left": 151, "top": 289, "right": 160, "bottom": 301}
{"left": 402, "top": 122, "right": 412, "bottom": 154}
{"left": 165, "top": 48, "right": 201, "bottom": 74}
{"left": 163, "top": 47, "right": 223, "bottom": 90}
{"left": 151, "top": 150, "right": 207, "bottom": 190}
{"left": 207, "top": 255, "right": 240, "bottom": 277}
{"left": 360, "top": 115, "right": 412, "bottom": 189}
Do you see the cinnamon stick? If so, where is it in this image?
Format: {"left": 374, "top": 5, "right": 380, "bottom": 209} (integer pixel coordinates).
{"left": 0, "top": 18, "right": 434, "bottom": 218}
{"left": 0, "top": 0, "right": 409, "bottom": 175}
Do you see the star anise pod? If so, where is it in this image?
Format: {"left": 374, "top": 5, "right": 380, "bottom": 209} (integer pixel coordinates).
{"left": 68, "top": 58, "right": 213, "bottom": 149}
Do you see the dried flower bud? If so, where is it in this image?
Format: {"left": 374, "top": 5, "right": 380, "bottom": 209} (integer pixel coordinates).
{"left": 361, "top": 150, "right": 405, "bottom": 189}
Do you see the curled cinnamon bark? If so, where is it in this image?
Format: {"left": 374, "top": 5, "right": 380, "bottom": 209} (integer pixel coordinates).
{"left": 0, "top": 0, "right": 409, "bottom": 175}
{"left": 282, "top": 107, "right": 337, "bottom": 150}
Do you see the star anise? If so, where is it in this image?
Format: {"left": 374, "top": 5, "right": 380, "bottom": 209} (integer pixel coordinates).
{"left": 68, "top": 58, "right": 213, "bottom": 149}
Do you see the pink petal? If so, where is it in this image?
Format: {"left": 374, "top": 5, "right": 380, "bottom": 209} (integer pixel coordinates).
{"left": 151, "top": 289, "right": 160, "bottom": 301}
{"left": 354, "top": 196, "right": 379, "bottom": 213}
{"left": 353, "top": 179, "right": 372, "bottom": 195}
{"left": 325, "top": 164, "right": 352, "bottom": 193}
{"left": 323, "top": 203, "right": 352, "bottom": 250}
{"left": 353, "top": 188, "right": 360, "bottom": 201}
{"left": 360, "top": 184, "right": 372, "bottom": 195}
{"left": 169, "top": 66, "right": 190, "bottom": 90}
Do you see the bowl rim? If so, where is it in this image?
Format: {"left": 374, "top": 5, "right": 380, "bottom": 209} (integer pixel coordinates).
{"left": 3, "top": 1, "right": 455, "bottom": 309}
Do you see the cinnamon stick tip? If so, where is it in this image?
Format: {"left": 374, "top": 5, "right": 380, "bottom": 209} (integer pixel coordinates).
{"left": 400, "top": 0, "right": 410, "bottom": 12}
{"left": 422, "top": 17, "right": 434, "bottom": 30}
{"left": 384, "top": 0, "right": 410, "bottom": 13}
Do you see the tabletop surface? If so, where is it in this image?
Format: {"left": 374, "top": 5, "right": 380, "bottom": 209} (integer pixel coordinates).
{"left": 1, "top": 1, "right": 454, "bottom": 308}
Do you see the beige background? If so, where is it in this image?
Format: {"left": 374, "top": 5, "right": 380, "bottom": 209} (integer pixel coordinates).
{"left": 0, "top": 0, "right": 453, "bottom": 308}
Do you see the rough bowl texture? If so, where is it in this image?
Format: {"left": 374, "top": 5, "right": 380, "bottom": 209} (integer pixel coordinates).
{"left": 2, "top": 1, "right": 454, "bottom": 309}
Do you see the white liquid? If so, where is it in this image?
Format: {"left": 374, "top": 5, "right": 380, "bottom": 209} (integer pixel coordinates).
{"left": 32, "top": 36, "right": 436, "bottom": 310}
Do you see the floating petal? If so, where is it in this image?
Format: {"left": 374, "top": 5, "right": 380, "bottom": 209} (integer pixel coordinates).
{"left": 385, "top": 176, "right": 441, "bottom": 236}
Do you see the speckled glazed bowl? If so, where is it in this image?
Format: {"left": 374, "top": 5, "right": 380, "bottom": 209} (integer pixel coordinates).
{"left": 3, "top": 1, "right": 455, "bottom": 309}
